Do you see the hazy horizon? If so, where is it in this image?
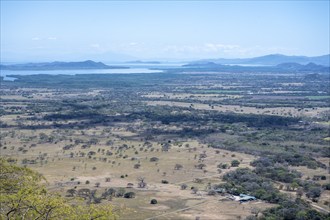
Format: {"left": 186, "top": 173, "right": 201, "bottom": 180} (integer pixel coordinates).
{"left": 1, "top": 1, "right": 329, "bottom": 62}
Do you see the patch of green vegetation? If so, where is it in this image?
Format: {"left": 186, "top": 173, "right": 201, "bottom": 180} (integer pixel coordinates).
{"left": 0, "top": 159, "right": 116, "bottom": 219}
{"left": 191, "top": 89, "right": 243, "bottom": 94}
{"left": 224, "top": 168, "right": 329, "bottom": 220}
{"left": 306, "top": 96, "right": 330, "bottom": 100}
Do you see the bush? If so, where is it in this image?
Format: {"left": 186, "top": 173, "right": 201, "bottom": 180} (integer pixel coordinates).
{"left": 149, "top": 157, "right": 159, "bottom": 162}
{"left": 322, "top": 183, "right": 330, "bottom": 190}
{"left": 116, "top": 188, "right": 126, "bottom": 197}
{"left": 306, "top": 187, "right": 322, "bottom": 199}
{"left": 231, "top": 160, "right": 240, "bottom": 167}
{"left": 150, "top": 199, "right": 158, "bottom": 204}
{"left": 123, "top": 192, "right": 135, "bottom": 199}
{"left": 181, "top": 184, "right": 188, "bottom": 190}
{"left": 218, "top": 163, "right": 228, "bottom": 169}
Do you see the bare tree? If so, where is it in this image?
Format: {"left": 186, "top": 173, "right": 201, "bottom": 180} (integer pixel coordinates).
{"left": 137, "top": 177, "right": 147, "bottom": 188}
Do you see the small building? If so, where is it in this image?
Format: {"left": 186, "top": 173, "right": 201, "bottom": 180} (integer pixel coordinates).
{"left": 228, "top": 194, "right": 256, "bottom": 202}
{"left": 238, "top": 194, "right": 256, "bottom": 202}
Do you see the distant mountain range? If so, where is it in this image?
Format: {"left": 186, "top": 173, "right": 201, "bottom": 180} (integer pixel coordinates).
{"left": 182, "top": 62, "right": 329, "bottom": 73}
{"left": 1, "top": 54, "right": 329, "bottom": 73}
{"left": 0, "top": 60, "right": 129, "bottom": 71}
{"left": 276, "top": 62, "right": 329, "bottom": 72}
{"left": 188, "top": 54, "right": 330, "bottom": 66}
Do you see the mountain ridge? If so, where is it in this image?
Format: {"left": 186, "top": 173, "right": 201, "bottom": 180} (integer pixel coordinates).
{"left": 0, "top": 60, "right": 129, "bottom": 71}
{"left": 182, "top": 61, "right": 330, "bottom": 73}
{"left": 189, "top": 54, "right": 330, "bottom": 66}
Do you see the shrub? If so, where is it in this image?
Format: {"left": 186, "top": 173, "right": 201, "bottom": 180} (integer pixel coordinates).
{"left": 306, "top": 187, "right": 322, "bottom": 199}
{"left": 150, "top": 199, "right": 157, "bottom": 204}
{"left": 218, "top": 163, "right": 228, "bottom": 169}
{"left": 231, "top": 160, "right": 240, "bottom": 167}
{"left": 123, "top": 192, "right": 135, "bottom": 199}
{"left": 116, "top": 188, "right": 126, "bottom": 197}
{"left": 149, "top": 157, "right": 159, "bottom": 162}
{"left": 181, "top": 184, "right": 188, "bottom": 190}
{"left": 322, "top": 183, "right": 330, "bottom": 190}
{"left": 174, "top": 164, "right": 183, "bottom": 170}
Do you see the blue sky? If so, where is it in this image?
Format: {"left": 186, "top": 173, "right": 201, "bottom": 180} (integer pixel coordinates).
{"left": 1, "top": 1, "right": 329, "bottom": 62}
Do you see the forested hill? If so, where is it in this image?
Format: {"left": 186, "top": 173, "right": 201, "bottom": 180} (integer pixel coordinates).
{"left": 0, "top": 60, "right": 129, "bottom": 70}
{"left": 181, "top": 62, "right": 330, "bottom": 73}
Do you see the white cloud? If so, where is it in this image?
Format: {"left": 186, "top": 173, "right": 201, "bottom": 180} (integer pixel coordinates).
{"left": 32, "top": 37, "right": 41, "bottom": 41}
{"left": 204, "top": 43, "right": 240, "bottom": 52}
{"left": 108, "top": 42, "right": 295, "bottom": 59}
{"left": 161, "top": 44, "right": 241, "bottom": 55}
{"left": 158, "top": 43, "right": 295, "bottom": 58}
{"left": 48, "top": 37, "right": 57, "bottom": 40}
{"left": 90, "top": 43, "right": 100, "bottom": 49}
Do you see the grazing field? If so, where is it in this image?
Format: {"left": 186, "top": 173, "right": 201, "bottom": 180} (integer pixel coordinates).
{"left": 145, "top": 100, "right": 329, "bottom": 117}
{"left": 1, "top": 71, "right": 329, "bottom": 219}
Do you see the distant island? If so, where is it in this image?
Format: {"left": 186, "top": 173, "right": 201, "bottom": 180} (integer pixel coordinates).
{"left": 0, "top": 60, "right": 129, "bottom": 71}
{"left": 125, "top": 60, "right": 161, "bottom": 64}
{"left": 188, "top": 54, "right": 330, "bottom": 66}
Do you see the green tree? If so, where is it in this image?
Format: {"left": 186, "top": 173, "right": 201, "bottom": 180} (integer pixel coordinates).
{"left": 231, "top": 160, "right": 240, "bottom": 167}
{"left": 0, "top": 159, "right": 117, "bottom": 219}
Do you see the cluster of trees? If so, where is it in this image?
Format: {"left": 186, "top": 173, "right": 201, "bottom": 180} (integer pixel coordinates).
{"left": 222, "top": 168, "right": 285, "bottom": 203}
{"left": 257, "top": 152, "right": 327, "bottom": 169}
{"left": 260, "top": 199, "right": 329, "bottom": 220}
{"left": 140, "top": 109, "right": 300, "bottom": 128}
{"left": 251, "top": 157, "right": 302, "bottom": 183}
{"left": 0, "top": 159, "right": 116, "bottom": 219}
{"left": 68, "top": 186, "right": 134, "bottom": 204}
{"left": 251, "top": 156, "right": 325, "bottom": 201}
{"left": 223, "top": 168, "right": 329, "bottom": 220}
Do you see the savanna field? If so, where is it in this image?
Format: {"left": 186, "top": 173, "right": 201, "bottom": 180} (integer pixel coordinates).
{"left": 1, "top": 71, "right": 329, "bottom": 219}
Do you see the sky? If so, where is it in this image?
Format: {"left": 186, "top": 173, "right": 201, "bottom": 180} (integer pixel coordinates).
{"left": 1, "top": 1, "right": 329, "bottom": 62}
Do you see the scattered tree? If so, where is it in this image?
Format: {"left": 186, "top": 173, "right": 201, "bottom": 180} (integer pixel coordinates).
{"left": 174, "top": 163, "right": 183, "bottom": 170}
{"left": 150, "top": 199, "right": 158, "bottom": 204}
{"left": 231, "top": 160, "right": 240, "bottom": 167}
